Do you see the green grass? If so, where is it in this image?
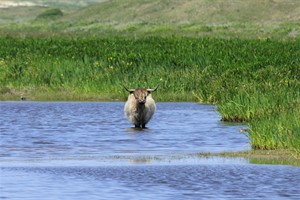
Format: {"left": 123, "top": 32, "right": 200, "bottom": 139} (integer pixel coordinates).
{"left": 0, "top": 36, "right": 299, "bottom": 154}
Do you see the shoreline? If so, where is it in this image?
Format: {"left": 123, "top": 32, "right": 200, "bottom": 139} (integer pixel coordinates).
{"left": 210, "top": 150, "right": 300, "bottom": 166}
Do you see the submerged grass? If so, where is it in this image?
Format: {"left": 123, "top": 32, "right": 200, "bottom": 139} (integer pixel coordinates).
{"left": 215, "top": 150, "right": 300, "bottom": 166}
{"left": 0, "top": 36, "right": 299, "bottom": 154}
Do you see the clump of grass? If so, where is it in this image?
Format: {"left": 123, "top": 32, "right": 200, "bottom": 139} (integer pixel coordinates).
{"left": 248, "top": 108, "right": 300, "bottom": 152}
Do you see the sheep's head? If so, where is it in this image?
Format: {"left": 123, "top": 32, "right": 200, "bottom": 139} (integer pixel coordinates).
{"left": 123, "top": 86, "right": 158, "bottom": 105}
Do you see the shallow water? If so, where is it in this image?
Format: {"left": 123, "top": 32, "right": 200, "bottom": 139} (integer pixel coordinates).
{"left": 0, "top": 102, "right": 299, "bottom": 199}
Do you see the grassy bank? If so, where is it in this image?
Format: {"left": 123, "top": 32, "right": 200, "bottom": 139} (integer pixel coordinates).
{"left": 0, "top": 36, "right": 299, "bottom": 154}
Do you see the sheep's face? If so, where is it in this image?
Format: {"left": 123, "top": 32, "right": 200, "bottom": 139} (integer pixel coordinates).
{"left": 124, "top": 85, "right": 158, "bottom": 105}
{"left": 132, "top": 88, "right": 150, "bottom": 105}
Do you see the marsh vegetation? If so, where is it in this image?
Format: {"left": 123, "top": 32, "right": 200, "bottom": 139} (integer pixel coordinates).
{"left": 1, "top": 36, "right": 299, "bottom": 153}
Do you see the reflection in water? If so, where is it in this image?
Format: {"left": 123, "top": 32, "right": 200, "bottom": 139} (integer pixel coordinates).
{"left": 1, "top": 102, "right": 299, "bottom": 199}
{"left": 126, "top": 127, "right": 150, "bottom": 133}
{"left": 129, "top": 157, "right": 153, "bottom": 164}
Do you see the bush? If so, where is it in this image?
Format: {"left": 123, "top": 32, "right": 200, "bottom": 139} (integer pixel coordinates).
{"left": 37, "top": 8, "right": 63, "bottom": 19}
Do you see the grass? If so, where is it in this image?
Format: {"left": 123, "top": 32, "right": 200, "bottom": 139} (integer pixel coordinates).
{"left": 215, "top": 150, "right": 300, "bottom": 166}
{"left": 0, "top": 36, "right": 299, "bottom": 155}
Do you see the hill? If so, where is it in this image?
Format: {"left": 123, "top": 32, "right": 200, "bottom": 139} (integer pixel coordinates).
{"left": 0, "top": 0, "right": 300, "bottom": 39}
{"left": 68, "top": 0, "right": 300, "bottom": 23}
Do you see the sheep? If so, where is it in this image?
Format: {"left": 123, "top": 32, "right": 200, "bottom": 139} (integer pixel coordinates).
{"left": 123, "top": 86, "right": 158, "bottom": 128}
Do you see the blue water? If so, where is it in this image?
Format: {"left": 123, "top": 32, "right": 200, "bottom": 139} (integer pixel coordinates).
{"left": 0, "top": 102, "right": 299, "bottom": 199}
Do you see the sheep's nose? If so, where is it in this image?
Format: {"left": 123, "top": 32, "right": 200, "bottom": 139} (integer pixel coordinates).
{"left": 139, "top": 99, "right": 146, "bottom": 104}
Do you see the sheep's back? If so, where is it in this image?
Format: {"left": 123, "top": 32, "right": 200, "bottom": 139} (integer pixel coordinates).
{"left": 143, "top": 96, "right": 156, "bottom": 123}
{"left": 124, "top": 95, "right": 137, "bottom": 123}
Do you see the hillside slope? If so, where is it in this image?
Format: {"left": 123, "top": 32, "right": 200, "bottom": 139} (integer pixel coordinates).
{"left": 1, "top": 0, "right": 300, "bottom": 38}
{"left": 67, "top": 0, "right": 300, "bottom": 24}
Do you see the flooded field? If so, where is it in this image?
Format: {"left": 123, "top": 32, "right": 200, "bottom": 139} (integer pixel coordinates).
{"left": 0, "top": 102, "right": 299, "bottom": 199}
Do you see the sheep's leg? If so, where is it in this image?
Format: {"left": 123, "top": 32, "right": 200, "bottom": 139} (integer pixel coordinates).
{"left": 142, "top": 123, "right": 146, "bottom": 128}
{"left": 135, "top": 124, "right": 141, "bottom": 128}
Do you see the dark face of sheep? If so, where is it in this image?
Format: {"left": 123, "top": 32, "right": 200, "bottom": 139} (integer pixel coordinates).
{"left": 132, "top": 88, "right": 150, "bottom": 105}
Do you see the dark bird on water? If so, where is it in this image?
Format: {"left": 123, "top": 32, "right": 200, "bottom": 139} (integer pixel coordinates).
{"left": 20, "top": 95, "right": 26, "bottom": 101}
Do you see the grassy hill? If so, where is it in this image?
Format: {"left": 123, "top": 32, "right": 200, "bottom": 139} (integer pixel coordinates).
{"left": 67, "top": 0, "right": 300, "bottom": 23}
{"left": 1, "top": 0, "right": 300, "bottom": 39}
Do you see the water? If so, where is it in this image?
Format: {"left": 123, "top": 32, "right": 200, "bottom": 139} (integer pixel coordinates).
{"left": 0, "top": 102, "right": 299, "bottom": 199}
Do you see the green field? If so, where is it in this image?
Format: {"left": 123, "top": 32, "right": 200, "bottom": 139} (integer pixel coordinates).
{"left": 0, "top": 0, "right": 299, "bottom": 155}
